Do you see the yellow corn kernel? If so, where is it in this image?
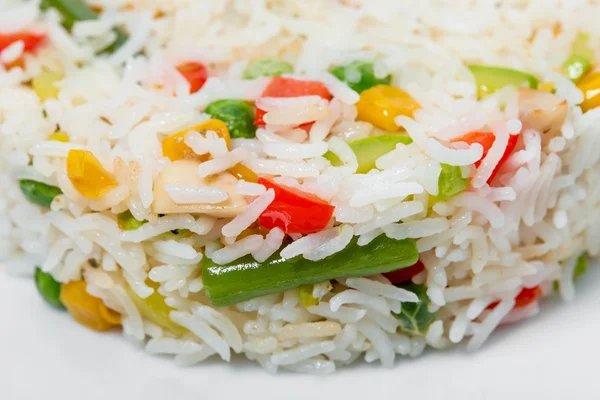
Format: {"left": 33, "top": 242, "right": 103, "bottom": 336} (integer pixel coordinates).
{"left": 49, "top": 131, "right": 69, "bottom": 142}
{"left": 227, "top": 163, "right": 258, "bottom": 183}
{"left": 577, "top": 71, "right": 600, "bottom": 112}
{"left": 67, "top": 150, "right": 118, "bottom": 199}
{"left": 60, "top": 281, "right": 121, "bottom": 332}
{"left": 356, "top": 85, "right": 420, "bottom": 131}
{"left": 162, "top": 119, "right": 231, "bottom": 162}
{"left": 538, "top": 82, "right": 555, "bottom": 93}
{"left": 32, "top": 69, "right": 63, "bottom": 102}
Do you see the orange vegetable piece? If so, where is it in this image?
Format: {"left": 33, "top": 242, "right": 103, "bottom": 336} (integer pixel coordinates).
{"left": 356, "top": 84, "right": 420, "bottom": 131}
{"left": 66, "top": 150, "right": 118, "bottom": 199}
{"left": 60, "top": 281, "right": 121, "bottom": 332}
{"left": 162, "top": 119, "right": 231, "bottom": 162}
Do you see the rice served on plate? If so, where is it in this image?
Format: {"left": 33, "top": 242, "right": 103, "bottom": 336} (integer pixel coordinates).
{"left": 1, "top": 0, "right": 599, "bottom": 373}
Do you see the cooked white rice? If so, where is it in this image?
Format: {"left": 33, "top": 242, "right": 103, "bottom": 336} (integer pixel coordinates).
{"left": 1, "top": 0, "right": 599, "bottom": 374}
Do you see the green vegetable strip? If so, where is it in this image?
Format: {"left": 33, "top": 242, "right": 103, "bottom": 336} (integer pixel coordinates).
{"left": 468, "top": 65, "right": 538, "bottom": 98}
{"left": 330, "top": 61, "right": 392, "bottom": 93}
{"left": 324, "top": 134, "right": 413, "bottom": 173}
{"left": 243, "top": 59, "right": 294, "bottom": 79}
{"left": 393, "top": 283, "right": 436, "bottom": 336}
{"left": 34, "top": 267, "right": 64, "bottom": 309}
{"left": 203, "top": 236, "right": 419, "bottom": 306}
{"left": 19, "top": 180, "right": 62, "bottom": 208}
{"left": 40, "top": 0, "right": 128, "bottom": 55}
{"left": 436, "top": 164, "right": 469, "bottom": 201}
{"left": 205, "top": 99, "right": 257, "bottom": 139}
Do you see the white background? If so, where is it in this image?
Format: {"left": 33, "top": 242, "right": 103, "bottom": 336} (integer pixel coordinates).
{"left": 1, "top": 264, "right": 599, "bottom": 400}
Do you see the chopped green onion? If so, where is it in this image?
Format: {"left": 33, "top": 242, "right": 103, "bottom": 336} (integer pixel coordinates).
{"left": 203, "top": 236, "right": 419, "bottom": 306}
{"left": 243, "top": 59, "right": 294, "bottom": 79}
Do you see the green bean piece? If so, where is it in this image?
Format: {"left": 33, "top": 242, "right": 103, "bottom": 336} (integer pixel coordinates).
{"left": 203, "top": 235, "right": 419, "bottom": 306}
{"left": 19, "top": 180, "right": 62, "bottom": 208}
{"left": 34, "top": 267, "right": 64, "bottom": 309}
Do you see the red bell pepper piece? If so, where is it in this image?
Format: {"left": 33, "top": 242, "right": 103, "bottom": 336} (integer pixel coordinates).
{"left": 451, "top": 131, "right": 519, "bottom": 182}
{"left": 383, "top": 260, "right": 425, "bottom": 284}
{"left": 0, "top": 32, "right": 45, "bottom": 53}
{"left": 488, "top": 285, "right": 543, "bottom": 310}
{"left": 258, "top": 177, "right": 335, "bottom": 235}
{"left": 176, "top": 62, "right": 208, "bottom": 94}
{"left": 254, "top": 77, "right": 332, "bottom": 126}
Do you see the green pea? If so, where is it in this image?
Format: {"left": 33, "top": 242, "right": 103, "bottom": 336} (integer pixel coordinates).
{"left": 117, "top": 210, "right": 146, "bottom": 231}
{"left": 330, "top": 61, "right": 391, "bottom": 93}
{"left": 243, "top": 59, "right": 294, "bottom": 79}
{"left": 205, "top": 99, "right": 256, "bottom": 139}
{"left": 34, "top": 267, "right": 64, "bottom": 309}
{"left": 19, "top": 180, "right": 62, "bottom": 208}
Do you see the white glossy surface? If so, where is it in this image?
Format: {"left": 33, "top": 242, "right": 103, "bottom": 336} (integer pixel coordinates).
{"left": 1, "top": 264, "right": 599, "bottom": 400}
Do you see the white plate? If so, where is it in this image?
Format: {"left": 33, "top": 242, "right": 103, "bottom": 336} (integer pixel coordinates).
{"left": 1, "top": 264, "right": 599, "bottom": 400}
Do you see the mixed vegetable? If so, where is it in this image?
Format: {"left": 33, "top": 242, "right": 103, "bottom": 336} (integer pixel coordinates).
{"left": 257, "top": 177, "right": 335, "bottom": 235}
{"left": 21, "top": 29, "right": 598, "bottom": 338}
{"left": 203, "top": 235, "right": 419, "bottom": 306}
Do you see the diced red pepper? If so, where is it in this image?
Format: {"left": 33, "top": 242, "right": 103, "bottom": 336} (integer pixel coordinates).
{"left": 176, "top": 62, "right": 208, "bottom": 94}
{"left": 383, "top": 260, "right": 425, "bottom": 284}
{"left": 254, "top": 77, "right": 332, "bottom": 127}
{"left": 0, "top": 32, "right": 45, "bottom": 53}
{"left": 451, "top": 131, "right": 519, "bottom": 182}
{"left": 488, "top": 285, "right": 543, "bottom": 311}
{"left": 258, "top": 177, "right": 335, "bottom": 235}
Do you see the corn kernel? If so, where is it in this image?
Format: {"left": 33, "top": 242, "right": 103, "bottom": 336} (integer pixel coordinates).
{"left": 577, "top": 71, "right": 600, "bottom": 112}
{"left": 356, "top": 85, "right": 420, "bottom": 131}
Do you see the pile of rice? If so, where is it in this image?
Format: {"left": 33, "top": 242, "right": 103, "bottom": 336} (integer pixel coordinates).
{"left": 1, "top": 0, "right": 599, "bottom": 374}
